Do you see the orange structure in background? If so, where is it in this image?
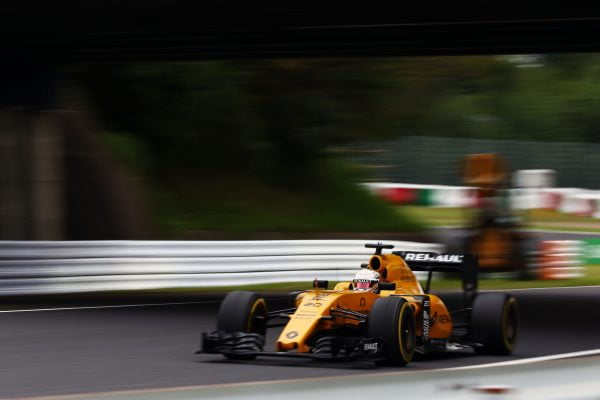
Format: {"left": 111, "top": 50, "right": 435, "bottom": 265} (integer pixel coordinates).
{"left": 459, "top": 154, "right": 535, "bottom": 277}
{"left": 462, "top": 153, "right": 508, "bottom": 189}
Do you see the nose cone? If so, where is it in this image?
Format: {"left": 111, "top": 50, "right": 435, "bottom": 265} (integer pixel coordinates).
{"left": 276, "top": 291, "right": 340, "bottom": 353}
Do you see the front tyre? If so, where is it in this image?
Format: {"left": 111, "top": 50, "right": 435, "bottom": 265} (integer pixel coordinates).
{"left": 470, "top": 293, "right": 518, "bottom": 355}
{"left": 288, "top": 290, "right": 304, "bottom": 308}
{"left": 216, "top": 291, "right": 268, "bottom": 360}
{"left": 368, "top": 297, "right": 416, "bottom": 366}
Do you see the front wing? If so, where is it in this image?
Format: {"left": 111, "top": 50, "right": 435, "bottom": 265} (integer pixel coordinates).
{"left": 200, "top": 330, "right": 383, "bottom": 361}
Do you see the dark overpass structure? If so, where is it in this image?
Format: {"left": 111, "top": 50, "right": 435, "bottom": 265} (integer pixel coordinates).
{"left": 2, "top": 0, "right": 600, "bottom": 62}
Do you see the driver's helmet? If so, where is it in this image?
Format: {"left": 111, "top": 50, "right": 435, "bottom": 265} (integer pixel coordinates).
{"left": 352, "top": 269, "right": 380, "bottom": 291}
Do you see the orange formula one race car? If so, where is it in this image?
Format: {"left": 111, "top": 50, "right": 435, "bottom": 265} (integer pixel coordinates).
{"left": 200, "top": 243, "right": 518, "bottom": 365}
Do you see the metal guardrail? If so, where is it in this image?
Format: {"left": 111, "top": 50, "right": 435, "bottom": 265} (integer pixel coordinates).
{"left": 0, "top": 240, "right": 443, "bottom": 295}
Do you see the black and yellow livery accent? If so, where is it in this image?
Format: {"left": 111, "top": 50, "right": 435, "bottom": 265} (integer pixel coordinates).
{"left": 201, "top": 242, "right": 519, "bottom": 365}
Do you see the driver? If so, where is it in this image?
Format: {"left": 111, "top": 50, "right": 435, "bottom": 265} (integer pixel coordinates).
{"left": 352, "top": 269, "right": 380, "bottom": 292}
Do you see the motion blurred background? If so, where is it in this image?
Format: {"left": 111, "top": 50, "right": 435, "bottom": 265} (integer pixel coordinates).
{"left": 4, "top": 52, "right": 600, "bottom": 288}
{"left": 3, "top": 54, "right": 600, "bottom": 240}
{"left": 3, "top": 1, "right": 600, "bottom": 288}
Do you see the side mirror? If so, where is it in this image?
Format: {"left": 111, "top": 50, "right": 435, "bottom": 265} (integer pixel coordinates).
{"left": 313, "top": 279, "right": 329, "bottom": 289}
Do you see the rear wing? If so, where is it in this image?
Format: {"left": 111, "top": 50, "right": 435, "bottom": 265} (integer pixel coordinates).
{"left": 393, "top": 251, "right": 478, "bottom": 296}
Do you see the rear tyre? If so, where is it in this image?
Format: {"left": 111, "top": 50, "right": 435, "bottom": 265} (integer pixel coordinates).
{"left": 470, "top": 293, "right": 518, "bottom": 355}
{"left": 368, "top": 297, "right": 416, "bottom": 366}
{"left": 216, "top": 291, "right": 268, "bottom": 360}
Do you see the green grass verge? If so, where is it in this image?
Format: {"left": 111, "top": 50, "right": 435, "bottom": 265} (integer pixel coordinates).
{"left": 527, "top": 225, "right": 600, "bottom": 234}
{"left": 398, "top": 206, "right": 472, "bottom": 226}
{"left": 433, "top": 265, "right": 600, "bottom": 291}
{"left": 400, "top": 205, "right": 600, "bottom": 233}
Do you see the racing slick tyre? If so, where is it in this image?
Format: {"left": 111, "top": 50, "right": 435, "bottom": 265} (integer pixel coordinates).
{"left": 216, "top": 291, "right": 268, "bottom": 360}
{"left": 368, "top": 297, "right": 416, "bottom": 366}
{"left": 470, "top": 293, "right": 518, "bottom": 355}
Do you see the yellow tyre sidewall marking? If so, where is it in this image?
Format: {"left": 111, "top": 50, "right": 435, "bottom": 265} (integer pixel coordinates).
{"left": 397, "top": 302, "right": 414, "bottom": 362}
{"left": 502, "top": 297, "right": 517, "bottom": 351}
{"left": 247, "top": 298, "right": 267, "bottom": 332}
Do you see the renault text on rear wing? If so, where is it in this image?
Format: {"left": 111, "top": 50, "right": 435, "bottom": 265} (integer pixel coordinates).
{"left": 394, "top": 251, "right": 478, "bottom": 295}
{"left": 402, "top": 252, "right": 464, "bottom": 263}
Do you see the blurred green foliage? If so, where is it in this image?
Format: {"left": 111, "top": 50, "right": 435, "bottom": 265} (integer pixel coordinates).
{"left": 78, "top": 55, "right": 600, "bottom": 177}
{"left": 417, "top": 54, "right": 600, "bottom": 142}
{"left": 75, "top": 60, "right": 401, "bottom": 185}
{"left": 151, "top": 160, "right": 423, "bottom": 236}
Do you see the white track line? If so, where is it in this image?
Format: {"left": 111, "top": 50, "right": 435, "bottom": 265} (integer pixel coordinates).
{"left": 0, "top": 300, "right": 220, "bottom": 313}
{"left": 439, "top": 348, "right": 600, "bottom": 371}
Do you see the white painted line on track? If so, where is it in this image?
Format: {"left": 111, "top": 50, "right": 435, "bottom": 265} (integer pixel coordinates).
{"left": 438, "top": 348, "right": 600, "bottom": 371}
{"left": 0, "top": 300, "right": 220, "bottom": 313}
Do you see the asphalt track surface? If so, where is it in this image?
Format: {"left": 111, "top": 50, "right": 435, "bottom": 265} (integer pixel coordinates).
{"left": 1, "top": 286, "right": 599, "bottom": 398}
